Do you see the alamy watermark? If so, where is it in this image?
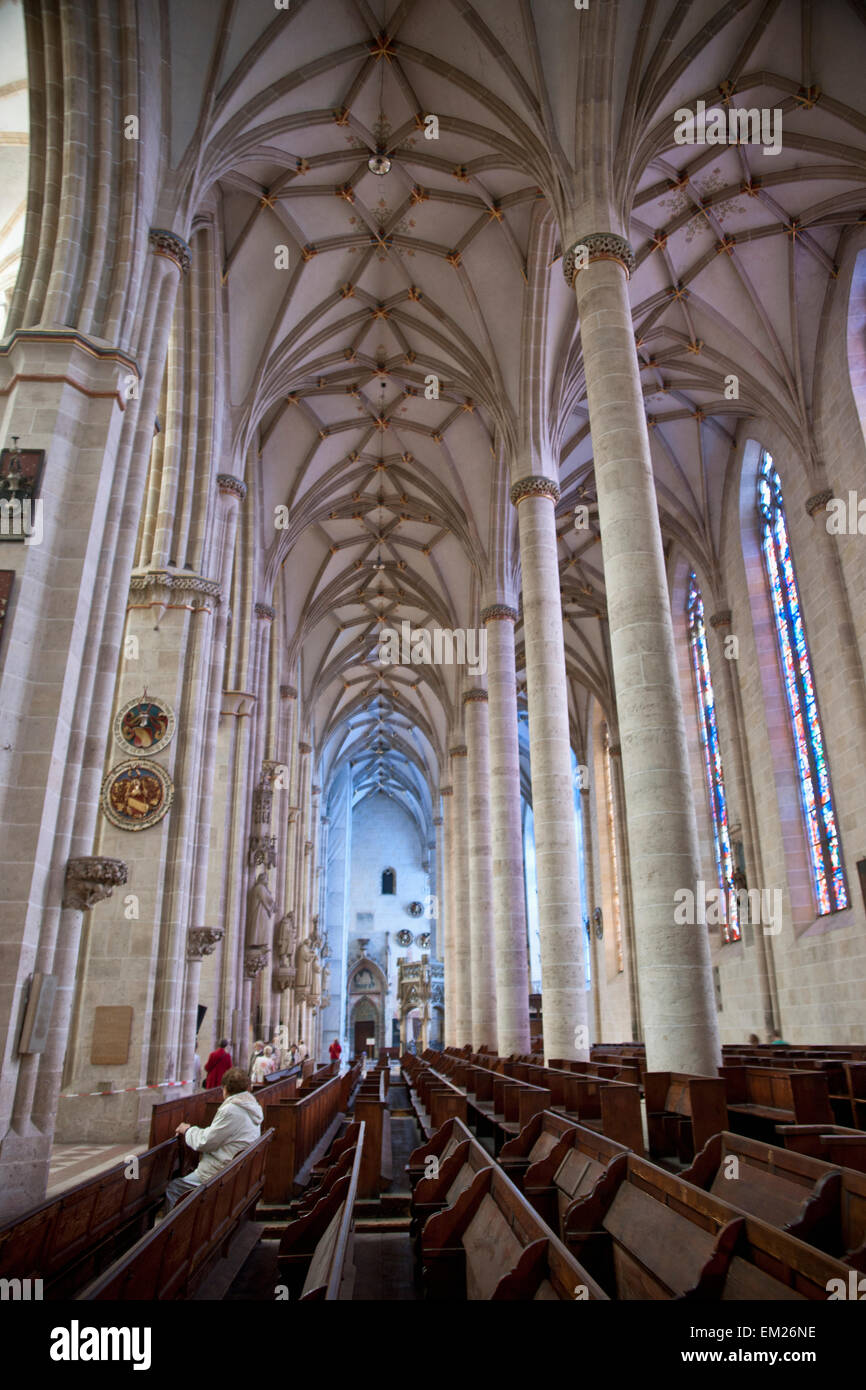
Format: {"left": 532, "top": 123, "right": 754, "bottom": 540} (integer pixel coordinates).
{"left": 674, "top": 880, "right": 782, "bottom": 935}
{"left": 378, "top": 620, "right": 487, "bottom": 677}
{"left": 674, "top": 101, "right": 782, "bottom": 157}
{"left": 0, "top": 498, "right": 43, "bottom": 545}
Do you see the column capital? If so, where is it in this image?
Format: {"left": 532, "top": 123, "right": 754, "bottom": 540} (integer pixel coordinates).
{"left": 298, "top": 741, "right": 311, "bottom": 755}
{"left": 562, "top": 232, "right": 636, "bottom": 287}
{"left": 481, "top": 603, "right": 518, "bottom": 623}
{"left": 280, "top": 684, "right": 297, "bottom": 699}
{"left": 187, "top": 926, "right": 223, "bottom": 961}
{"left": 607, "top": 742, "right": 621, "bottom": 758}
{"left": 805, "top": 488, "right": 833, "bottom": 517}
{"left": 63, "top": 856, "right": 128, "bottom": 911}
{"left": 217, "top": 473, "right": 247, "bottom": 501}
{"left": 433, "top": 815, "right": 443, "bottom": 826}
{"left": 255, "top": 601, "right": 275, "bottom": 622}
{"left": 510, "top": 475, "right": 560, "bottom": 506}
{"left": 149, "top": 227, "right": 192, "bottom": 274}
{"left": 439, "top": 784, "right": 453, "bottom": 796}
{"left": 462, "top": 688, "right": 488, "bottom": 704}
{"left": 449, "top": 744, "right": 468, "bottom": 758}
{"left": 708, "top": 609, "right": 732, "bottom": 629}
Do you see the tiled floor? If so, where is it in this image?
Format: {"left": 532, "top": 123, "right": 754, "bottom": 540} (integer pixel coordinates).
{"left": 47, "top": 1142, "right": 147, "bottom": 1196}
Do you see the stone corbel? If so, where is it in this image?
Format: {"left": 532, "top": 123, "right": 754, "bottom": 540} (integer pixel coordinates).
{"left": 63, "top": 857, "right": 128, "bottom": 911}
{"left": 244, "top": 948, "right": 270, "bottom": 979}
{"left": 187, "top": 927, "right": 223, "bottom": 961}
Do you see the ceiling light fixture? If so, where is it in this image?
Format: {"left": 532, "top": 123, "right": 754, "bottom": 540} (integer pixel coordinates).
{"left": 368, "top": 151, "right": 391, "bottom": 176}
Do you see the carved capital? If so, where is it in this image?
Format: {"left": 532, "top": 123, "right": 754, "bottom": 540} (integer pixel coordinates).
{"left": 128, "top": 570, "right": 221, "bottom": 607}
{"left": 149, "top": 227, "right": 192, "bottom": 274}
{"left": 255, "top": 602, "right": 275, "bottom": 622}
{"left": 449, "top": 744, "right": 468, "bottom": 758}
{"left": 187, "top": 927, "right": 223, "bottom": 961}
{"left": 298, "top": 741, "right": 312, "bottom": 755}
{"left": 217, "top": 474, "right": 247, "bottom": 501}
{"left": 607, "top": 743, "right": 621, "bottom": 758}
{"left": 805, "top": 488, "right": 833, "bottom": 517}
{"left": 433, "top": 815, "right": 443, "bottom": 827}
{"left": 248, "top": 834, "right": 277, "bottom": 870}
{"left": 509, "top": 475, "right": 561, "bottom": 506}
{"left": 481, "top": 604, "right": 518, "bottom": 624}
{"left": 63, "top": 857, "right": 128, "bottom": 911}
{"left": 280, "top": 685, "right": 297, "bottom": 700}
{"left": 463, "top": 688, "right": 488, "bottom": 704}
{"left": 439, "top": 785, "right": 453, "bottom": 797}
{"left": 563, "top": 232, "right": 636, "bottom": 286}
{"left": 708, "top": 609, "right": 732, "bottom": 630}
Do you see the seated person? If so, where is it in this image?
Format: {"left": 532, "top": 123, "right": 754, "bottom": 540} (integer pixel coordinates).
{"left": 159, "top": 1068, "right": 263, "bottom": 1215}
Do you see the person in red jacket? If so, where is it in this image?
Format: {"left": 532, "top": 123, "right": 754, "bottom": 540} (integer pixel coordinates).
{"left": 204, "top": 1039, "right": 232, "bottom": 1089}
{"left": 328, "top": 1037, "right": 342, "bottom": 1063}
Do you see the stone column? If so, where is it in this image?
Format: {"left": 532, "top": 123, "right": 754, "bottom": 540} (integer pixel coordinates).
{"left": 566, "top": 232, "right": 720, "bottom": 1074}
{"left": 449, "top": 744, "right": 472, "bottom": 1046}
{"left": 464, "top": 690, "right": 498, "bottom": 1052}
{"left": 242, "top": 949, "right": 269, "bottom": 1067}
{"left": 511, "top": 477, "right": 588, "bottom": 1063}
{"left": 439, "top": 785, "right": 455, "bottom": 1045}
{"left": 482, "top": 606, "right": 531, "bottom": 1055}
{"left": 432, "top": 816, "right": 444, "bottom": 962}
{"left": 182, "top": 928, "right": 223, "bottom": 1082}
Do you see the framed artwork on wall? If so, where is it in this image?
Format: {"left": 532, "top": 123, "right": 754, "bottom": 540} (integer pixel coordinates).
{"left": 114, "top": 693, "right": 176, "bottom": 755}
{"left": 101, "top": 759, "right": 174, "bottom": 831}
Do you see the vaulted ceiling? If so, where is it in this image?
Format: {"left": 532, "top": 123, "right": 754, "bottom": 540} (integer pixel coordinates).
{"left": 162, "top": 0, "right": 866, "bottom": 832}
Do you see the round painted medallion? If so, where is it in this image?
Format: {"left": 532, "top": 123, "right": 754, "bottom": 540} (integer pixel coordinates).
{"left": 114, "top": 695, "right": 175, "bottom": 755}
{"left": 101, "top": 759, "right": 174, "bottom": 831}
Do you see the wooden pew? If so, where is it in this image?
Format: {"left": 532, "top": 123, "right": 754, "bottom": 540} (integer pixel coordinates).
{"left": 778, "top": 1124, "right": 866, "bottom": 1173}
{"left": 522, "top": 1119, "right": 630, "bottom": 1235}
{"left": 644, "top": 1071, "right": 728, "bottom": 1163}
{"left": 420, "top": 1146, "right": 609, "bottom": 1301}
{"left": 0, "top": 1138, "right": 179, "bottom": 1299}
{"left": 681, "top": 1130, "right": 866, "bottom": 1267}
{"left": 497, "top": 1110, "right": 578, "bottom": 1190}
{"left": 562, "top": 1151, "right": 850, "bottom": 1299}
{"left": 78, "top": 1131, "right": 273, "bottom": 1300}
{"left": 262, "top": 1069, "right": 345, "bottom": 1202}
{"left": 277, "top": 1124, "right": 364, "bottom": 1300}
{"left": 406, "top": 1116, "right": 477, "bottom": 1192}
{"left": 354, "top": 1065, "right": 392, "bottom": 1198}
{"left": 149, "top": 1086, "right": 223, "bottom": 1147}
{"left": 403, "top": 1056, "right": 467, "bottom": 1137}
{"left": 722, "top": 1066, "right": 834, "bottom": 1134}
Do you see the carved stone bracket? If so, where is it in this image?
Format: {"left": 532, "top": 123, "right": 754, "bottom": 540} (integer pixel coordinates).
{"left": 449, "top": 745, "right": 468, "bottom": 758}
{"left": 509, "top": 475, "right": 561, "bottom": 506}
{"left": 607, "top": 743, "right": 621, "bottom": 758}
{"left": 280, "top": 685, "right": 297, "bottom": 700}
{"left": 63, "top": 857, "right": 128, "bottom": 911}
{"left": 217, "top": 474, "right": 247, "bottom": 502}
{"left": 709, "top": 610, "right": 733, "bottom": 630}
{"left": 244, "top": 948, "right": 270, "bottom": 979}
{"left": 805, "top": 488, "right": 833, "bottom": 517}
{"left": 187, "top": 927, "right": 223, "bottom": 961}
{"left": 128, "top": 570, "right": 221, "bottom": 608}
{"left": 463, "top": 688, "right": 488, "bottom": 704}
{"left": 562, "top": 232, "right": 636, "bottom": 286}
{"left": 481, "top": 604, "right": 518, "bottom": 623}
{"left": 248, "top": 834, "right": 277, "bottom": 870}
{"left": 149, "top": 228, "right": 192, "bottom": 274}
{"left": 439, "top": 785, "right": 453, "bottom": 797}
{"left": 255, "top": 602, "right": 275, "bottom": 622}
{"left": 298, "top": 741, "right": 312, "bottom": 755}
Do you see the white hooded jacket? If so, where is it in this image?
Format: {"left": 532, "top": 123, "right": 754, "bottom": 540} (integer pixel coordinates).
{"left": 182, "top": 1089, "right": 264, "bottom": 1184}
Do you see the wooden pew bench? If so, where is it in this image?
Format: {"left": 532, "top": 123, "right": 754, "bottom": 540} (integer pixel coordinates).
{"left": 420, "top": 1145, "right": 609, "bottom": 1301}
{"left": 722, "top": 1066, "right": 833, "bottom": 1135}
{"left": 408, "top": 1118, "right": 495, "bottom": 1245}
{"left": 522, "top": 1119, "right": 630, "bottom": 1236}
{"left": 405, "top": 1116, "right": 476, "bottom": 1192}
{"left": 262, "top": 1069, "right": 345, "bottom": 1202}
{"left": 403, "top": 1057, "right": 467, "bottom": 1138}
{"left": 78, "top": 1131, "right": 273, "bottom": 1300}
{"left": 353, "top": 1066, "right": 392, "bottom": 1197}
{"left": 277, "top": 1123, "right": 364, "bottom": 1300}
{"left": 681, "top": 1130, "right": 866, "bottom": 1267}
{"left": 778, "top": 1124, "right": 866, "bottom": 1173}
{"left": 644, "top": 1070, "right": 728, "bottom": 1164}
{"left": 0, "top": 1137, "right": 179, "bottom": 1299}
{"left": 149, "top": 1086, "right": 223, "bottom": 1147}
{"left": 562, "top": 1152, "right": 850, "bottom": 1299}
{"left": 497, "top": 1110, "right": 578, "bottom": 1190}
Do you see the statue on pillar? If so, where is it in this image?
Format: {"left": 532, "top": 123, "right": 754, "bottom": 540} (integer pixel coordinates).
{"left": 246, "top": 869, "right": 277, "bottom": 945}
{"left": 294, "top": 934, "right": 315, "bottom": 995}
{"left": 277, "top": 911, "right": 297, "bottom": 969}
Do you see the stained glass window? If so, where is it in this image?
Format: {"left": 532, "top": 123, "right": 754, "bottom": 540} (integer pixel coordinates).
{"left": 757, "top": 449, "right": 848, "bottom": 914}
{"left": 687, "top": 573, "right": 740, "bottom": 943}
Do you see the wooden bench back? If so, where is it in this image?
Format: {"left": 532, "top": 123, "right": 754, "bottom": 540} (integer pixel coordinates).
{"left": 149, "top": 1087, "right": 223, "bottom": 1147}
{"left": 262, "top": 1070, "right": 344, "bottom": 1202}
{"left": 278, "top": 1123, "right": 365, "bottom": 1300}
{"left": 79, "top": 1131, "right": 273, "bottom": 1300}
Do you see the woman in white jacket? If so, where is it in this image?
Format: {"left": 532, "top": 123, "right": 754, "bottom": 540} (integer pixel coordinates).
{"left": 159, "top": 1068, "right": 264, "bottom": 1213}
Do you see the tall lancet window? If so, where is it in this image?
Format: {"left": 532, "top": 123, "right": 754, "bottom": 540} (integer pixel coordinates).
{"left": 687, "top": 572, "right": 739, "bottom": 943}
{"left": 757, "top": 449, "right": 848, "bottom": 915}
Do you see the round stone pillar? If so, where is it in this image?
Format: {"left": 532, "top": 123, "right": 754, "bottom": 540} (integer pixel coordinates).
{"left": 483, "top": 606, "right": 531, "bottom": 1056}
{"left": 464, "top": 690, "right": 498, "bottom": 1053}
{"left": 449, "top": 744, "right": 472, "bottom": 1046}
{"left": 511, "top": 477, "right": 588, "bottom": 1063}
{"left": 566, "top": 232, "right": 720, "bottom": 1074}
{"left": 439, "top": 785, "right": 456, "bottom": 1045}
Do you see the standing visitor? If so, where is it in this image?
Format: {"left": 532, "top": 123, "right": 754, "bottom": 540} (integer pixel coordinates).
{"left": 204, "top": 1038, "right": 233, "bottom": 1089}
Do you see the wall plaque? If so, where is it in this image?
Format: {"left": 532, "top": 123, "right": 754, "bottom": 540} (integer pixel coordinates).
{"left": 101, "top": 759, "right": 173, "bottom": 831}
{"left": 90, "top": 1005, "right": 133, "bottom": 1065}
{"left": 114, "top": 693, "right": 176, "bottom": 755}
